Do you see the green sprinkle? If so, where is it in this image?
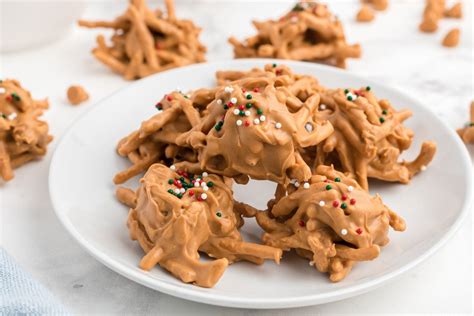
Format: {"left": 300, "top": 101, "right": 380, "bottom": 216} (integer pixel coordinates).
{"left": 245, "top": 103, "right": 252, "bottom": 109}
{"left": 184, "top": 95, "right": 189, "bottom": 99}
{"left": 168, "top": 179, "right": 174, "bottom": 184}
{"left": 239, "top": 110, "right": 245, "bottom": 116}
{"left": 326, "top": 184, "right": 332, "bottom": 190}
{"left": 272, "top": 63, "right": 277, "bottom": 68}
{"left": 379, "top": 117, "right": 385, "bottom": 123}
{"left": 470, "top": 122, "right": 474, "bottom": 127}
{"left": 347, "top": 95, "right": 353, "bottom": 101}
{"left": 215, "top": 124, "right": 222, "bottom": 131}
{"left": 344, "top": 89, "right": 349, "bottom": 94}
{"left": 216, "top": 211, "right": 222, "bottom": 217}
{"left": 11, "top": 92, "right": 20, "bottom": 101}
{"left": 177, "top": 193, "right": 183, "bottom": 199}
{"left": 256, "top": 108, "right": 263, "bottom": 115}
{"left": 334, "top": 177, "right": 341, "bottom": 182}
{"left": 341, "top": 203, "right": 347, "bottom": 209}
{"left": 292, "top": 4, "right": 304, "bottom": 11}
{"left": 223, "top": 105, "right": 229, "bottom": 110}
{"left": 1, "top": 114, "right": 7, "bottom": 119}
{"left": 179, "top": 177, "right": 185, "bottom": 182}
{"left": 366, "top": 86, "right": 371, "bottom": 91}
{"left": 207, "top": 181, "right": 214, "bottom": 187}
{"left": 382, "top": 109, "right": 388, "bottom": 115}
{"left": 167, "top": 189, "right": 174, "bottom": 194}
{"left": 246, "top": 94, "right": 252, "bottom": 100}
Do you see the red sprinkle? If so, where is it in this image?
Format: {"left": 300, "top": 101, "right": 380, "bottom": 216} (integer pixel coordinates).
{"left": 350, "top": 198, "right": 356, "bottom": 205}
{"left": 276, "top": 69, "right": 282, "bottom": 75}
{"left": 189, "top": 190, "right": 194, "bottom": 197}
{"left": 298, "top": 220, "right": 305, "bottom": 227}
{"left": 356, "top": 228, "right": 363, "bottom": 235}
{"left": 253, "top": 87, "right": 260, "bottom": 93}
{"left": 173, "top": 179, "right": 179, "bottom": 186}
{"left": 244, "top": 121, "right": 250, "bottom": 127}
{"left": 166, "top": 95, "right": 173, "bottom": 101}
{"left": 332, "top": 200, "right": 340, "bottom": 207}
{"left": 227, "top": 102, "right": 233, "bottom": 107}
{"left": 239, "top": 105, "right": 245, "bottom": 110}
{"left": 183, "top": 172, "right": 189, "bottom": 178}
{"left": 241, "top": 88, "right": 246, "bottom": 93}
{"left": 341, "top": 194, "right": 348, "bottom": 201}
{"left": 197, "top": 196, "right": 203, "bottom": 201}
{"left": 6, "top": 95, "right": 12, "bottom": 102}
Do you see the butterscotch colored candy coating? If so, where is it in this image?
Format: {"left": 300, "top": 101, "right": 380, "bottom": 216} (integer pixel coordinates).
{"left": 256, "top": 165, "right": 405, "bottom": 282}
{"left": 0, "top": 80, "right": 52, "bottom": 181}
{"left": 229, "top": 2, "right": 361, "bottom": 68}
{"left": 457, "top": 102, "right": 474, "bottom": 144}
{"left": 356, "top": 5, "right": 375, "bottom": 22}
{"left": 67, "top": 85, "right": 89, "bottom": 105}
{"left": 117, "top": 163, "right": 281, "bottom": 287}
{"left": 442, "top": 28, "right": 460, "bottom": 47}
{"left": 78, "top": 0, "right": 206, "bottom": 80}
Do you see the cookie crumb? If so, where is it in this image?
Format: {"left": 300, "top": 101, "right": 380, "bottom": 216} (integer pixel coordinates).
{"left": 371, "top": 0, "right": 388, "bottom": 11}
{"left": 356, "top": 5, "right": 375, "bottom": 22}
{"left": 419, "top": 12, "right": 438, "bottom": 32}
{"left": 442, "top": 28, "right": 460, "bottom": 47}
{"left": 67, "top": 85, "right": 89, "bottom": 105}
{"left": 445, "top": 2, "right": 462, "bottom": 18}
{"left": 457, "top": 101, "right": 474, "bottom": 144}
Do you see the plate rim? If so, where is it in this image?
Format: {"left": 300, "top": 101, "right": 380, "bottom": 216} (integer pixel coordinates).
{"left": 48, "top": 58, "right": 473, "bottom": 309}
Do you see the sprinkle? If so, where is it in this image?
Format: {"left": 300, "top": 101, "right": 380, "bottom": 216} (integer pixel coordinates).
{"left": 305, "top": 123, "right": 313, "bottom": 132}
{"left": 246, "top": 103, "right": 252, "bottom": 109}
{"left": 200, "top": 182, "right": 207, "bottom": 187}
{"left": 309, "top": 261, "right": 314, "bottom": 266}
{"left": 223, "top": 104, "right": 229, "bottom": 110}
{"left": 298, "top": 220, "right": 305, "bottom": 227}
{"left": 276, "top": 69, "right": 282, "bottom": 75}
{"left": 216, "top": 99, "right": 222, "bottom": 105}
{"left": 294, "top": 181, "right": 300, "bottom": 188}
{"left": 174, "top": 189, "right": 181, "bottom": 194}
{"left": 207, "top": 181, "right": 214, "bottom": 187}
{"left": 348, "top": 185, "right": 354, "bottom": 192}
{"left": 202, "top": 172, "right": 208, "bottom": 177}
{"left": 201, "top": 193, "right": 208, "bottom": 200}
{"left": 275, "top": 122, "right": 282, "bottom": 129}
{"left": 239, "top": 105, "right": 245, "bottom": 110}
{"left": 334, "top": 177, "right": 341, "bottom": 182}
{"left": 230, "top": 97, "right": 237, "bottom": 104}
{"left": 180, "top": 188, "right": 186, "bottom": 194}
{"left": 420, "top": 165, "right": 427, "bottom": 171}
{"left": 256, "top": 108, "right": 263, "bottom": 115}
{"left": 379, "top": 117, "right": 385, "bottom": 123}
{"left": 168, "top": 179, "right": 174, "bottom": 184}
{"left": 194, "top": 182, "right": 200, "bottom": 187}
{"left": 203, "top": 186, "right": 209, "bottom": 191}
{"left": 233, "top": 109, "right": 240, "bottom": 115}
{"left": 167, "top": 189, "right": 174, "bottom": 194}
{"left": 246, "top": 94, "right": 252, "bottom": 100}
{"left": 11, "top": 92, "right": 21, "bottom": 101}
{"left": 166, "top": 95, "right": 173, "bottom": 101}
{"left": 326, "top": 184, "right": 332, "bottom": 190}
{"left": 177, "top": 193, "right": 183, "bottom": 199}
{"left": 341, "top": 203, "right": 347, "bottom": 209}
{"left": 341, "top": 229, "right": 348, "bottom": 236}
{"left": 319, "top": 201, "right": 325, "bottom": 207}
{"left": 216, "top": 211, "right": 222, "bottom": 217}
{"left": 253, "top": 87, "right": 260, "bottom": 93}
{"left": 189, "top": 190, "right": 194, "bottom": 196}
{"left": 382, "top": 109, "right": 388, "bottom": 115}
{"left": 224, "top": 86, "right": 234, "bottom": 93}
{"left": 356, "top": 228, "right": 363, "bottom": 235}
{"left": 239, "top": 110, "right": 245, "bottom": 116}
{"left": 341, "top": 194, "right": 347, "bottom": 201}
{"left": 170, "top": 165, "right": 176, "bottom": 171}
{"left": 260, "top": 115, "right": 266, "bottom": 122}
{"left": 7, "top": 112, "right": 17, "bottom": 120}
{"left": 303, "top": 182, "right": 310, "bottom": 189}
{"left": 344, "top": 89, "right": 349, "bottom": 94}
{"left": 244, "top": 121, "right": 250, "bottom": 127}
{"left": 245, "top": 110, "right": 251, "bottom": 116}
{"left": 272, "top": 63, "right": 277, "bottom": 68}
{"left": 319, "top": 104, "right": 327, "bottom": 110}
{"left": 366, "top": 86, "right": 371, "bottom": 91}
{"left": 350, "top": 198, "right": 356, "bottom": 205}
{"left": 0, "top": 87, "right": 5, "bottom": 94}
{"left": 332, "top": 200, "right": 340, "bottom": 207}
{"left": 254, "top": 118, "right": 260, "bottom": 125}
{"left": 215, "top": 124, "right": 222, "bottom": 131}
{"left": 347, "top": 95, "right": 353, "bottom": 101}
{"left": 236, "top": 119, "right": 243, "bottom": 126}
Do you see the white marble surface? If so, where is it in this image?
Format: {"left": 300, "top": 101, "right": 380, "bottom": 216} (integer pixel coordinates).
{"left": 1, "top": 0, "right": 473, "bottom": 314}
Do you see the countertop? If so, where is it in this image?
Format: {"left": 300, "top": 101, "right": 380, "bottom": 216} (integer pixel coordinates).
{"left": 1, "top": 0, "right": 473, "bottom": 314}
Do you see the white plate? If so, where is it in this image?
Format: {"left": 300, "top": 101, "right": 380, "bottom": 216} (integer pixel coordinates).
{"left": 49, "top": 59, "right": 472, "bottom": 309}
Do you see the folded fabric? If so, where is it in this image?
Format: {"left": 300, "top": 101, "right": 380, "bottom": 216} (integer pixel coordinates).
{"left": 0, "top": 248, "right": 69, "bottom": 315}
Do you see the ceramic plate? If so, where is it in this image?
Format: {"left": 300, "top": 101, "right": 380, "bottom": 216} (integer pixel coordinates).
{"left": 49, "top": 59, "right": 472, "bottom": 309}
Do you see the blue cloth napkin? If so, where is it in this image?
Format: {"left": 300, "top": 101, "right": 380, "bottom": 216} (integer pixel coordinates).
{"left": 0, "top": 248, "right": 69, "bottom": 315}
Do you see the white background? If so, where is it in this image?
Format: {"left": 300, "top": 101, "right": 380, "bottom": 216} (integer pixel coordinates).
{"left": 1, "top": 0, "right": 473, "bottom": 314}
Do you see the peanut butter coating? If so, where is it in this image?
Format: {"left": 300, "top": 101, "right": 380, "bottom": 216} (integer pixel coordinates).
{"left": 0, "top": 79, "right": 52, "bottom": 181}
{"left": 119, "top": 163, "right": 282, "bottom": 287}
{"left": 256, "top": 165, "right": 405, "bottom": 282}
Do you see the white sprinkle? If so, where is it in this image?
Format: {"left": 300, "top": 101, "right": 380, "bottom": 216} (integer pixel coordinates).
{"left": 275, "top": 122, "right": 282, "bottom": 129}
{"left": 233, "top": 109, "right": 240, "bottom": 115}
{"left": 186, "top": 94, "right": 191, "bottom": 99}
{"left": 319, "top": 200, "right": 325, "bottom": 207}
{"left": 245, "top": 110, "right": 251, "bottom": 116}
{"left": 305, "top": 123, "right": 313, "bottom": 132}
{"left": 230, "top": 97, "right": 237, "bottom": 104}
{"left": 200, "top": 182, "right": 207, "bottom": 187}
{"left": 176, "top": 180, "right": 181, "bottom": 184}
{"left": 303, "top": 182, "right": 310, "bottom": 189}
{"left": 203, "top": 186, "right": 209, "bottom": 191}
{"left": 196, "top": 178, "right": 201, "bottom": 182}
{"left": 216, "top": 99, "right": 222, "bottom": 105}
{"left": 421, "top": 165, "right": 427, "bottom": 171}
{"left": 224, "top": 86, "right": 234, "bottom": 93}
{"left": 174, "top": 189, "right": 181, "bottom": 194}
{"left": 194, "top": 182, "right": 200, "bottom": 187}
{"left": 201, "top": 193, "right": 208, "bottom": 200}
{"left": 341, "top": 229, "right": 348, "bottom": 236}
{"left": 202, "top": 172, "right": 208, "bottom": 177}
{"left": 309, "top": 261, "right": 314, "bottom": 266}
{"left": 319, "top": 104, "right": 327, "bottom": 110}
{"left": 7, "top": 112, "right": 17, "bottom": 120}
{"left": 170, "top": 165, "right": 176, "bottom": 171}
{"left": 294, "top": 181, "right": 300, "bottom": 188}
{"left": 347, "top": 185, "right": 354, "bottom": 192}
{"left": 236, "top": 119, "right": 243, "bottom": 126}
{"left": 260, "top": 115, "right": 266, "bottom": 122}
{"left": 0, "top": 87, "right": 5, "bottom": 94}
{"left": 180, "top": 188, "right": 186, "bottom": 193}
{"left": 254, "top": 118, "right": 260, "bottom": 125}
{"left": 347, "top": 93, "right": 358, "bottom": 101}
